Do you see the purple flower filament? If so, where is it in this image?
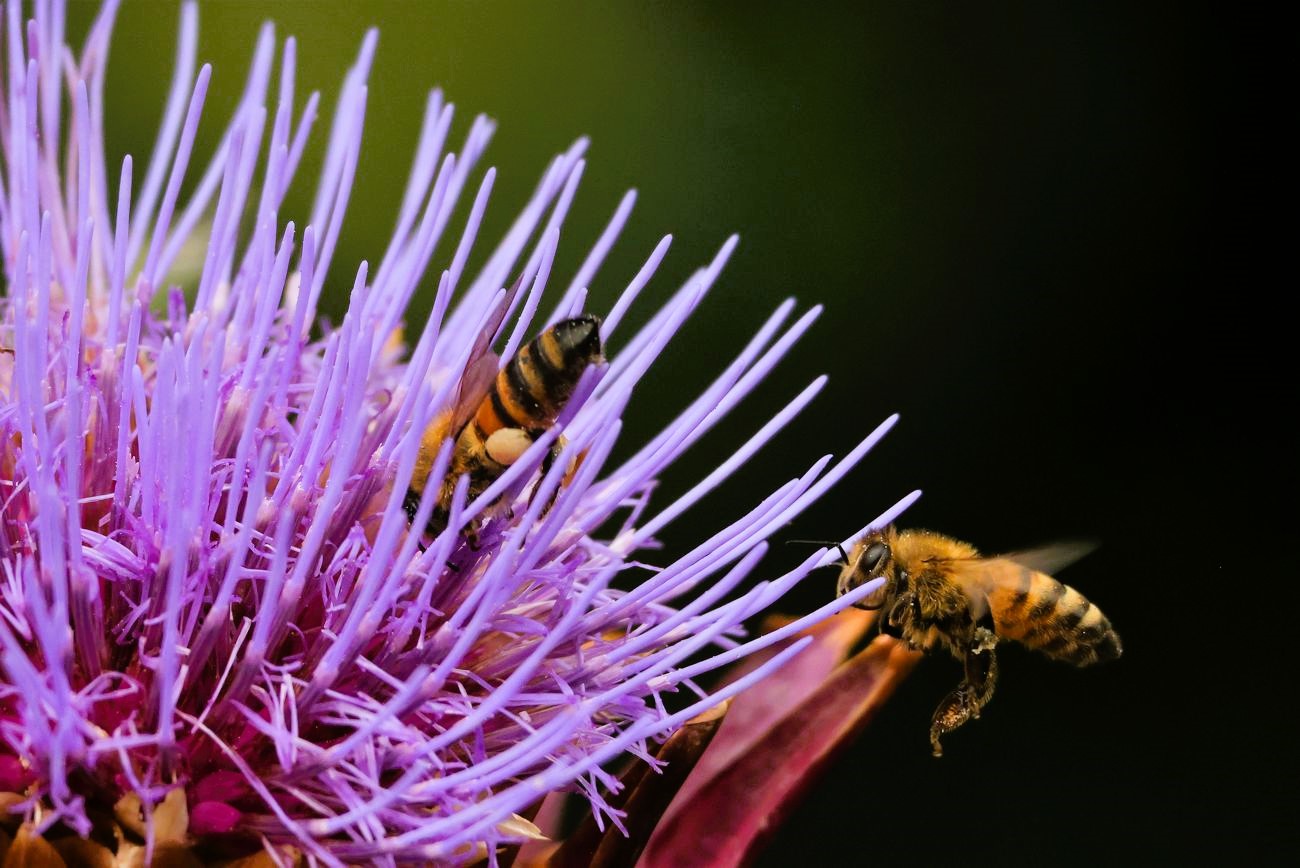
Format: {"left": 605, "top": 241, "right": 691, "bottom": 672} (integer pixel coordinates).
{"left": 0, "top": 1, "right": 915, "bottom": 861}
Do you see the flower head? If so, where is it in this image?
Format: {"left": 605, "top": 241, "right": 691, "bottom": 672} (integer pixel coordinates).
{"left": 0, "top": 1, "right": 913, "bottom": 862}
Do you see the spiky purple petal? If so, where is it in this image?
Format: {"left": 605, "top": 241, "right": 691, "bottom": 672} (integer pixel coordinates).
{"left": 0, "top": 1, "right": 912, "bottom": 860}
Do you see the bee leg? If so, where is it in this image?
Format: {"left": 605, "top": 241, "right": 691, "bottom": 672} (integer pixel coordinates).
{"left": 402, "top": 489, "right": 423, "bottom": 523}
{"left": 878, "top": 616, "right": 903, "bottom": 639}
{"left": 966, "top": 612, "right": 1000, "bottom": 707}
{"left": 404, "top": 490, "right": 434, "bottom": 554}
{"left": 929, "top": 633, "right": 1000, "bottom": 757}
{"left": 886, "top": 592, "right": 913, "bottom": 629}
{"left": 930, "top": 685, "right": 976, "bottom": 758}
{"left": 964, "top": 632, "right": 999, "bottom": 718}
{"left": 885, "top": 592, "right": 920, "bottom": 647}
{"left": 527, "top": 439, "right": 566, "bottom": 517}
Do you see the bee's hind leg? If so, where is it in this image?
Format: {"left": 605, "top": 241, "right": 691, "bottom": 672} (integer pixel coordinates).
{"left": 930, "top": 615, "right": 1000, "bottom": 757}
{"left": 527, "top": 438, "right": 566, "bottom": 517}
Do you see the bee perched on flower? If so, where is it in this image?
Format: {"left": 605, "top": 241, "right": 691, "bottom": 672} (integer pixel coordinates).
{"left": 0, "top": 1, "right": 913, "bottom": 864}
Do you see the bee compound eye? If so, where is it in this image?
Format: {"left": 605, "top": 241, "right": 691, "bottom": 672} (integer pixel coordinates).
{"left": 860, "top": 541, "right": 890, "bottom": 574}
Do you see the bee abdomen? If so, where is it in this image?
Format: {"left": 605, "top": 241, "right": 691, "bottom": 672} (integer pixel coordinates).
{"left": 994, "top": 572, "right": 1122, "bottom": 666}
{"left": 475, "top": 315, "right": 603, "bottom": 435}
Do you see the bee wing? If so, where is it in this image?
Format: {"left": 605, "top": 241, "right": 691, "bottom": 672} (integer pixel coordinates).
{"left": 997, "top": 541, "right": 1097, "bottom": 576}
{"left": 439, "top": 276, "right": 526, "bottom": 436}
{"left": 473, "top": 273, "right": 526, "bottom": 363}
{"left": 940, "top": 541, "right": 1094, "bottom": 591}
{"left": 943, "top": 542, "right": 1093, "bottom": 615}
{"left": 446, "top": 349, "right": 500, "bottom": 434}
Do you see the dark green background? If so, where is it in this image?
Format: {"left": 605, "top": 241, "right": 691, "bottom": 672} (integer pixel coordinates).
{"left": 68, "top": 2, "right": 1277, "bottom": 864}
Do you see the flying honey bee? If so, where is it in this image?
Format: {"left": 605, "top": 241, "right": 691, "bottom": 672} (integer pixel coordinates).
{"left": 836, "top": 525, "right": 1121, "bottom": 756}
{"left": 405, "top": 314, "right": 604, "bottom": 540}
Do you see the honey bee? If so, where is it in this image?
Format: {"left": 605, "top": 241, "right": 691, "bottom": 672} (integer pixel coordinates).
{"left": 405, "top": 314, "right": 604, "bottom": 539}
{"left": 836, "top": 525, "right": 1121, "bottom": 756}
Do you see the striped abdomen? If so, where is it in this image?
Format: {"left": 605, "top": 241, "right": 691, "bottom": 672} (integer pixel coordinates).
{"left": 471, "top": 315, "right": 603, "bottom": 441}
{"left": 987, "top": 567, "right": 1122, "bottom": 666}
{"left": 409, "top": 316, "right": 603, "bottom": 531}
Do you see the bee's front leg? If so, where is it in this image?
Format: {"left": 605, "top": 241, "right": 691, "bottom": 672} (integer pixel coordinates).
{"left": 930, "top": 626, "right": 1000, "bottom": 757}
{"left": 884, "top": 591, "right": 919, "bottom": 644}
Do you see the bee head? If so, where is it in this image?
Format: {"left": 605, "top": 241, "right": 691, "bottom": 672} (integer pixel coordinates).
{"left": 858, "top": 540, "right": 890, "bottom": 575}
{"left": 836, "top": 527, "right": 896, "bottom": 609}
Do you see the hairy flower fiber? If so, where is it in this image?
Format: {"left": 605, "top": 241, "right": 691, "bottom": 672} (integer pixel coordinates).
{"left": 0, "top": 1, "right": 915, "bottom": 863}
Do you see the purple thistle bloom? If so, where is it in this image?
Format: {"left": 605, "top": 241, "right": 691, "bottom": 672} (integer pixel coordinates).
{"left": 0, "top": 1, "right": 916, "bottom": 863}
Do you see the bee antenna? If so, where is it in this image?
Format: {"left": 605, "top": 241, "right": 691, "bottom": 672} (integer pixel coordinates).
{"left": 785, "top": 538, "right": 850, "bottom": 564}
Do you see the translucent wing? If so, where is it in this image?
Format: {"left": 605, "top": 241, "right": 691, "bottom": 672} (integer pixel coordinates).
{"left": 420, "top": 338, "right": 500, "bottom": 464}
{"left": 936, "top": 540, "right": 1094, "bottom": 587}
{"left": 435, "top": 273, "right": 528, "bottom": 436}
{"left": 943, "top": 542, "right": 1096, "bottom": 622}
{"left": 438, "top": 275, "right": 525, "bottom": 438}
{"left": 447, "top": 350, "right": 499, "bottom": 434}
{"left": 486, "top": 272, "right": 527, "bottom": 350}
{"left": 997, "top": 541, "right": 1096, "bottom": 576}
{"left": 414, "top": 344, "right": 500, "bottom": 503}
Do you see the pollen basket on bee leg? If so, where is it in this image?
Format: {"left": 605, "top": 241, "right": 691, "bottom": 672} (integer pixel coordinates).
{"left": 485, "top": 427, "right": 535, "bottom": 466}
